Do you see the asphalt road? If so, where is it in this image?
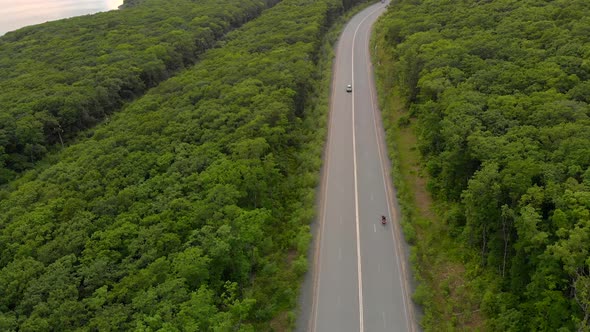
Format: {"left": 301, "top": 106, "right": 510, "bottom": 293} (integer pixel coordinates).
{"left": 297, "top": 2, "right": 417, "bottom": 331}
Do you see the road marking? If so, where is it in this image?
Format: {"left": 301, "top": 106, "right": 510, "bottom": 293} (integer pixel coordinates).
{"left": 365, "top": 15, "right": 416, "bottom": 331}
{"left": 373, "top": 224, "right": 376, "bottom": 233}
{"left": 310, "top": 29, "right": 341, "bottom": 331}
{"left": 352, "top": 7, "right": 388, "bottom": 332}
{"left": 382, "top": 311, "right": 387, "bottom": 329}
{"left": 310, "top": 4, "right": 400, "bottom": 332}
{"left": 351, "top": 16, "right": 364, "bottom": 332}
{"left": 370, "top": 192, "right": 374, "bottom": 201}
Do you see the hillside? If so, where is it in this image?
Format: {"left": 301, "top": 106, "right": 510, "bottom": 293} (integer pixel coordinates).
{"left": 0, "top": 0, "right": 359, "bottom": 329}
{"left": 0, "top": 0, "right": 277, "bottom": 183}
{"left": 374, "top": 0, "right": 590, "bottom": 330}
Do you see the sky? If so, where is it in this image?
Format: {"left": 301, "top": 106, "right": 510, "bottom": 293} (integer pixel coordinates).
{"left": 0, "top": 0, "right": 123, "bottom": 35}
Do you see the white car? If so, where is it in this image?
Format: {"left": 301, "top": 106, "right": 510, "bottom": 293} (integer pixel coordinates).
{"left": 346, "top": 84, "right": 352, "bottom": 92}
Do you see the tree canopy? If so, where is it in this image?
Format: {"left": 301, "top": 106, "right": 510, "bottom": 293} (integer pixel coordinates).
{"left": 375, "top": 0, "right": 590, "bottom": 329}
{"left": 0, "top": 0, "right": 356, "bottom": 329}
{"left": 0, "top": 0, "right": 278, "bottom": 183}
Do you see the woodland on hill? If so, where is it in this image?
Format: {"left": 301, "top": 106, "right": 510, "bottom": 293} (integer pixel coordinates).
{"left": 0, "top": 0, "right": 277, "bottom": 183}
{"left": 376, "top": 0, "right": 590, "bottom": 330}
{"left": 0, "top": 0, "right": 357, "bottom": 329}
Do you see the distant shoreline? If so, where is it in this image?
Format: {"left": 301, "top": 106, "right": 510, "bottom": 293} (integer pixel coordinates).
{"left": 0, "top": 0, "right": 123, "bottom": 36}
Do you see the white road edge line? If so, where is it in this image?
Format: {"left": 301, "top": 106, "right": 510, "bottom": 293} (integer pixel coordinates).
{"left": 351, "top": 21, "right": 365, "bottom": 332}
{"left": 310, "top": 32, "right": 340, "bottom": 332}
{"left": 311, "top": 4, "right": 392, "bottom": 332}
{"left": 364, "top": 10, "right": 416, "bottom": 331}
{"left": 352, "top": 6, "right": 384, "bottom": 331}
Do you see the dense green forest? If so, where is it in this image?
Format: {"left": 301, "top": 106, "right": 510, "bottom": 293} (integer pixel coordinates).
{"left": 375, "top": 0, "right": 590, "bottom": 330}
{"left": 0, "top": 0, "right": 357, "bottom": 329}
{"left": 0, "top": 0, "right": 277, "bottom": 183}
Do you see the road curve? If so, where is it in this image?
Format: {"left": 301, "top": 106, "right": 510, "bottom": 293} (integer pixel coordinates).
{"left": 296, "top": 2, "right": 418, "bottom": 332}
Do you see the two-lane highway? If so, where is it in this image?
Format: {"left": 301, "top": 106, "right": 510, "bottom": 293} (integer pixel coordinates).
{"left": 297, "top": 2, "right": 417, "bottom": 331}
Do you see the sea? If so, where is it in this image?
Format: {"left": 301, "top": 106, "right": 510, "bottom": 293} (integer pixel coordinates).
{"left": 0, "top": 0, "right": 123, "bottom": 36}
